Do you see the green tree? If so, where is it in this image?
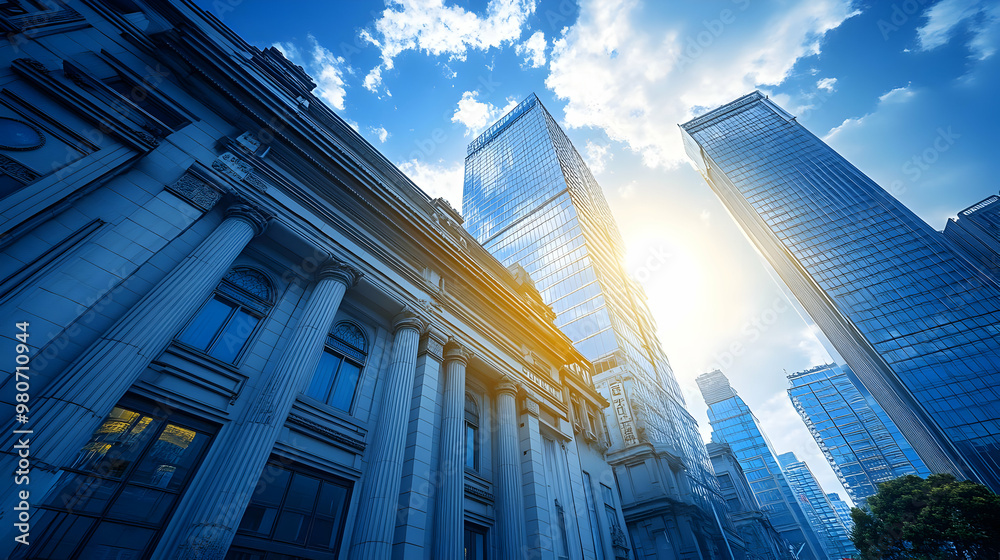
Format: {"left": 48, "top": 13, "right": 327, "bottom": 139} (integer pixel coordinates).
{"left": 850, "top": 473, "right": 1000, "bottom": 559}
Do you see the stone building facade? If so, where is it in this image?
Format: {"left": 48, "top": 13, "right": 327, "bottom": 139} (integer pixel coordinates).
{"left": 0, "top": 1, "right": 630, "bottom": 558}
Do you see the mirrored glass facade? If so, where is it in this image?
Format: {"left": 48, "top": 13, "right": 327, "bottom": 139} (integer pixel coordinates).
{"left": 463, "top": 93, "right": 725, "bottom": 549}
{"left": 778, "top": 453, "right": 856, "bottom": 560}
{"left": 943, "top": 194, "right": 1000, "bottom": 282}
{"left": 697, "top": 370, "right": 826, "bottom": 560}
{"left": 788, "top": 363, "right": 930, "bottom": 504}
{"left": 681, "top": 92, "right": 1000, "bottom": 491}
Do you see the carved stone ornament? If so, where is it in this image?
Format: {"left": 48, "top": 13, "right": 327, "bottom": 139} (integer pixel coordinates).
{"left": 212, "top": 151, "right": 252, "bottom": 181}
{"left": 392, "top": 306, "right": 425, "bottom": 333}
{"left": 0, "top": 154, "right": 40, "bottom": 184}
{"left": 224, "top": 202, "right": 269, "bottom": 236}
{"left": 317, "top": 259, "right": 362, "bottom": 288}
{"left": 13, "top": 58, "right": 49, "bottom": 74}
{"left": 165, "top": 173, "right": 223, "bottom": 211}
{"left": 522, "top": 396, "right": 540, "bottom": 417}
{"left": 443, "top": 339, "right": 471, "bottom": 365}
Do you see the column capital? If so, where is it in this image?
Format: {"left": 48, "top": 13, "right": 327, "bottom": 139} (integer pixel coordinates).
{"left": 496, "top": 376, "right": 519, "bottom": 398}
{"left": 225, "top": 202, "right": 269, "bottom": 236}
{"left": 443, "top": 338, "right": 471, "bottom": 365}
{"left": 318, "top": 258, "right": 362, "bottom": 288}
{"left": 392, "top": 306, "right": 425, "bottom": 333}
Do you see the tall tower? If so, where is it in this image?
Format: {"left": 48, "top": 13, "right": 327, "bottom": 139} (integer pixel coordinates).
{"left": 943, "top": 194, "right": 1000, "bottom": 282}
{"left": 787, "top": 363, "right": 930, "bottom": 504}
{"left": 777, "top": 453, "right": 856, "bottom": 560}
{"left": 681, "top": 91, "right": 1000, "bottom": 491}
{"left": 697, "top": 370, "right": 826, "bottom": 560}
{"left": 464, "top": 94, "right": 728, "bottom": 558}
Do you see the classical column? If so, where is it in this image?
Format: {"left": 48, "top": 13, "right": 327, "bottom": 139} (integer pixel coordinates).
{"left": 0, "top": 203, "right": 267, "bottom": 503}
{"left": 496, "top": 378, "right": 526, "bottom": 558}
{"left": 155, "top": 260, "right": 361, "bottom": 560}
{"left": 350, "top": 308, "right": 424, "bottom": 558}
{"left": 434, "top": 340, "right": 471, "bottom": 559}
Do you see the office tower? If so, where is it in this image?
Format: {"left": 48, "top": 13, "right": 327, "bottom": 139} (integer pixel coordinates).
{"left": 708, "top": 441, "right": 792, "bottom": 560}
{"left": 697, "top": 370, "right": 826, "bottom": 560}
{"left": 787, "top": 363, "right": 931, "bottom": 503}
{"left": 778, "top": 453, "right": 856, "bottom": 560}
{"left": 826, "top": 493, "right": 854, "bottom": 534}
{"left": 681, "top": 91, "right": 1000, "bottom": 491}
{"left": 944, "top": 194, "right": 1000, "bottom": 281}
{"left": 464, "top": 94, "right": 730, "bottom": 558}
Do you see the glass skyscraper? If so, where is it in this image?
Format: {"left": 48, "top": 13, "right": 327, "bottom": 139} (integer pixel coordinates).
{"left": 826, "top": 493, "right": 854, "bottom": 534}
{"left": 464, "top": 94, "right": 727, "bottom": 557}
{"left": 681, "top": 91, "right": 1000, "bottom": 491}
{"left": 777, "top": 453, "right": 856, "bottom": 560}
{"left": 787, "top": 363, "right": 930, "bottom": 504}
{"left": 697, "top": 370, "right": 826, "bottom": 560}
{"left": 943, "top": 194, "right": 1000, "bottom": 282}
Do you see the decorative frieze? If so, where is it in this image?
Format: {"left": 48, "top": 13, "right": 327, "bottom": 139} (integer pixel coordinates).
{"left": 165, "top": 172, "right": 224, "bottom": 211}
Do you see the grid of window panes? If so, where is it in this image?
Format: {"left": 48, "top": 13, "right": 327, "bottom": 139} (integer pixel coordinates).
{"left": 683, "top": 93, "right": 1000, "bottom": 491}
{"left": 463, "top": 94, "right": 721, "bottom": 515}
{"left": 778, "top": 453, "right": 856, "bottom": 559}
{"left": 698, "top": 371, "right": 826, "bottom": 560}
{"left": 788, "top": 364, "right": 930, "bottom": 504}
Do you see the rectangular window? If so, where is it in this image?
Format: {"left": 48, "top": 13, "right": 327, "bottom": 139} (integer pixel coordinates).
{"left": 24, "top": 401, "right": 214, "bottom": 559}
{"left": 464, "top": 523, "right": 488, "bottom": 560}
{"left": 230, "top": 460, "right": 352, "bottom": 558}
{"left": 582, "top": 472, "right": 604, "bottom": 554}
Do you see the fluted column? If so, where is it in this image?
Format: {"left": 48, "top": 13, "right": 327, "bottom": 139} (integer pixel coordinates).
{"left": 496, "top": 378, "right": 526, "bottom": 558}
{"left": 350, "top": 308, "right": 424, "bottom": 558}
{"left": 155, "top": 261, "right": 361, "bottom": 560}
{"left": 434, "top": 340, "right": 471, "bottom": 559}
{"left": 0, "top": 203, "right": 267, "bottom": 505}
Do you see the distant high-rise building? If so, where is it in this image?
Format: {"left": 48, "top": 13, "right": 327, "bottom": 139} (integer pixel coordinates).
{"left": 697, "top": 370, "right": 826, "bottom": 560}
{"left": 943, "top": 194, "right": 1000, "bottom": 281}
{"left": 826, "top": 493, "right": 854, "bottom": 535}
{"left": 708, "top": 441, "right": 792, "bottom": 560}
{"left": 464, "top": 94, "right": 730, "bottom": 558}
{"left": 681, "top": 91, "right": 1000, "bottom": 491}
{"left": 778, "top": 453, "right": 856, "bottom": 560}
{"left": 787, "top": 363, "right": 931, "bottom": 503}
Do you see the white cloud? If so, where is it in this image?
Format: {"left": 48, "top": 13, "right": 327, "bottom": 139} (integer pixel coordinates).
{"left": 397, "top": 159, "right": 466, "bottom": 212}
{"left": 516, "top": 30, "right": 547, "bottom": 68}
{"left": 451, "top": 91, "right": 518, "bottom": 136}
{"left": 825, "top": 84, "right": 916, "bottom": 141}
{"left": 362, "top": 0, "right": 536, "bottom": 92}
{"left": 274, "top": 36, "right": 350, "bottom": 110}
{"left": 816, "top": 77, "right": 838, "bottom": 92}
{"left": 917, "top": 0, "right": 1000, "bottom": 60}
{"left": 584, "top": 140, "right": 612, "bottom": 174}
{"left": 545, "top": 0, "right": 859, "bottom": 168}
{"left": 369, "top": 126, "right": 390, "bottom": 143}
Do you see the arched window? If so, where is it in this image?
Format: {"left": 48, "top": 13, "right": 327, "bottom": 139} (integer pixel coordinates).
{"left": 176, "top": 267, "right": 274, "bottom": 363}
{"left": 304, "top": 322, "right": 367, "bottom": 412}
{"left": 465, "top": 393, "right": 480, "bottom": 471}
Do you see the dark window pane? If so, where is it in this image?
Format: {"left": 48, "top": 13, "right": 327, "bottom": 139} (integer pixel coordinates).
{"left": 45, "top": 473, "right": 116, "bottom": 514}
{"left": 0, "top": 173, "right": 27, "bottom": 199}
{"left": 78, "top": 521, "right": 156, "bottom": 560}
{"left": 329, "top": 361, "right": 361, "bottom": 411}
{"left": 305, "top": 352, "right": 341, "bottom": 403}
{"left": 131, "top": 424, "right": 210, "bottom": 490}
{"left": 211, "top": 308, "right": 259, "bottom": 362}
{"left": 315, "top": 481, "right": 348, "bottom": 517}
{"left": 71, "top": 408, "right": 159, "bottom": 478}
{"left": 106, "top": 485, "right": 174, "bottom": 524}
{"left": 274, "top": 511, "right": 309, "bottom": 545}
{"left": 250, "top": 465, "right": 291, "bottom": 507}
{"left": 238, "top": 504, "right": 278, "bottom": 536}
{"left": 178, "top": 298, "right": 233, "bottom": 350}
{"left": 465, "top": 424, "right": 478, "bottom": 470}
{"left": 23, "top": 510, "right": 94, "bottom": 559}
{"left": 284, "top": 473, "right": 320, "bottom": 513}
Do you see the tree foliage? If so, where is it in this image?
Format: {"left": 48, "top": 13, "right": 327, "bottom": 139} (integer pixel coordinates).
{"left": 850, "top": 473, "right": 1000, "bottom": 559}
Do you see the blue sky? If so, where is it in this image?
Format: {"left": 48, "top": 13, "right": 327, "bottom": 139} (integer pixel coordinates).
{"left": 199, "top": 0, "right": 1000, "bottom": 501}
